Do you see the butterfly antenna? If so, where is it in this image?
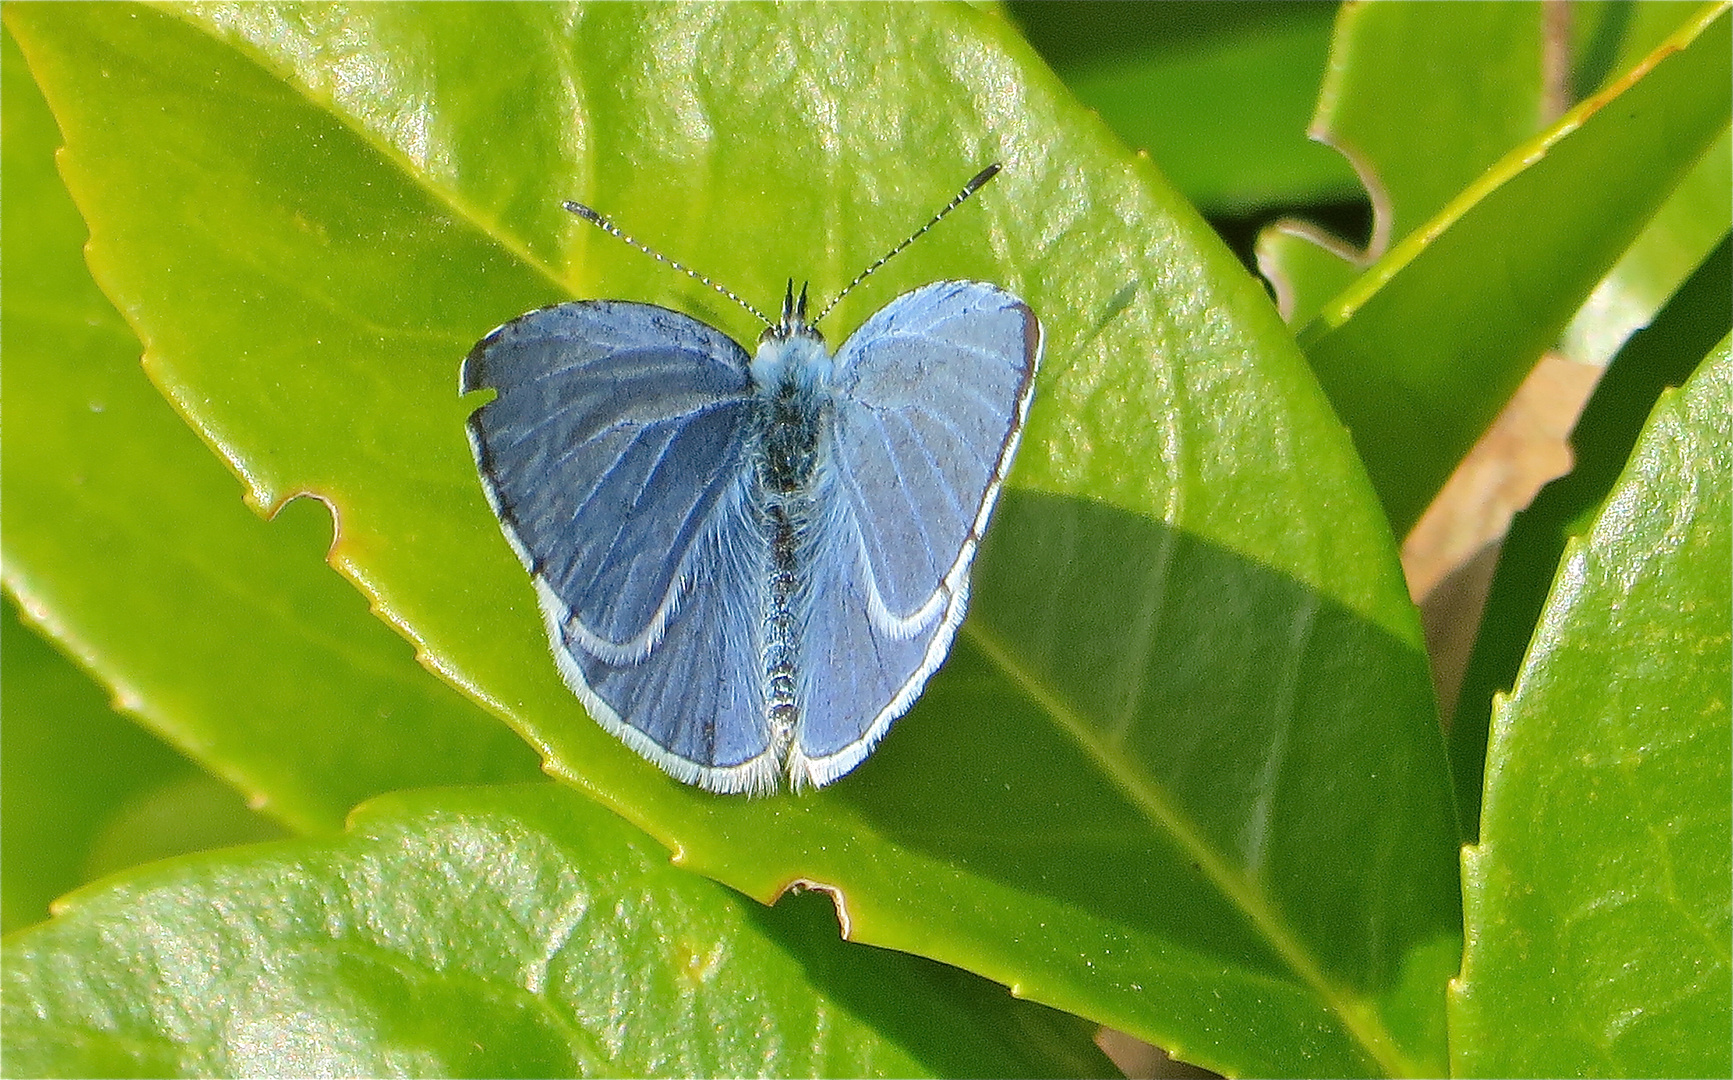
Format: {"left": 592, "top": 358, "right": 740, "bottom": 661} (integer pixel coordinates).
{"left": 563, "top": 200, "right": 773, "bottom": 328}
{"left": 813, "top": 163, "right": 1002, "bottom": 325}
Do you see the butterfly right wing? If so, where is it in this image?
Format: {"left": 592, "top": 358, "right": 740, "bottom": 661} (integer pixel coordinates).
{"left": 788, "top": 281, "right": 1039, "bottom": 788}
{"left": 462, "top": 301, "right": 776, "bottom": 791}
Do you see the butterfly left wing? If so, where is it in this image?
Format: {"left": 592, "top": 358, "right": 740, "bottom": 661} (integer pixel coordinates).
{"left": 789, "top": 281, "right": 1040, "bottom": 787}
{"left": 463, "top": 301, "right": 779, "bottom": 792}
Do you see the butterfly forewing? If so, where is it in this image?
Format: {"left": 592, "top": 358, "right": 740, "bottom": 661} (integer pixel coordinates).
{"left": 824, "top": 283, "right": 1038, "bottom": 620}
{"left": 463, "top": 302, "right": 754, "bottom": 653}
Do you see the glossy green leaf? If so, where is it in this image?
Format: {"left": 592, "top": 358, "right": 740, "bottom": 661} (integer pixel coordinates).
{"left": 1571, "top": 0, "right": 1710, "bottom": 97}
{"left": 1448, "top": 236, "right": 1731, "bottom": 832}
{"left": 1559, "top": 0, "right": 1731, "bottom": 366}
{"left": 1, "top": 597, "right": 283, "bottom": 934}
{"left": 0, "top": 24, "right": 543, "bottom": 837}
{"left": 1256, "top": 219, "right": 1365, "bottom": 327}
{"left": 1560, "top": 129, "right": 1731, "bottom": 366}
{"left": 1299, "top": 3, "right": 1731, "bottom": 536}
{"left": 2, "top": 784, "right": 1110, "bottom": 1078}
{"left": 1013, "top": 2, "right": 1360, "bottom": 215}
{"left": 3, "top": 29, "right": 1107, "bottom": 1064}
{"left": 10, "top": 4, "right": 1462, "bottom": 1074}
{"left": 1451, "top": 337, "right": 1732, "bottom": 1077}
{"left": 1314, "top": 2, "right": 1548, "bottom": 254}
{"left": 1255, "top": 3, "right": 1546, "bottom": 328}
{"left": 1261, "top": 3, "right": 1729, "bottom": 361}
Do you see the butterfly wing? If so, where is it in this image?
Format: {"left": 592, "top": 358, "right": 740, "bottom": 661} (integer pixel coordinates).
{"left": 462, "top": 301, "right": 776, "bottom": 792}
{"left": 790, "top": 281, "right": 1041, "bottom": 786}
{"left": 562, "top": 477, "right": 776, "bottom": 793}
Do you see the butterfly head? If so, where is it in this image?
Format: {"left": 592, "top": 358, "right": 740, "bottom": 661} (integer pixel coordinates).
{"left": 751, "top": 279, "right": 830, "bottom": 392}
{"left": 761, "top": 280, "right": 824, "bottom": 346}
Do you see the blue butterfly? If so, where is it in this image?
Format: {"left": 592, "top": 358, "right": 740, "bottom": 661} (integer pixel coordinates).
{"left": 462, "top": 166, "right": 1040, "bottom": 793}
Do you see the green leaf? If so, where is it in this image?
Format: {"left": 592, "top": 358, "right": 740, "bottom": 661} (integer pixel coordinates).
{"left": 1559, "top": 130, "right": 1731, "bottom": 366}
{"left": 1310, "top": 2, "right": 1549, "bottom": 253}
{"left": 1260, "top": 3, "right": 1730, "bottom": 364}
{"left": 1448, "top": 236, "right": 1731, "bottom": 831}
{"left": 2, "top": 784, "right": 1110, "bottom": 1078}
{"left": 1450, "top": 336, "right": 1732, "bottom": 1076}
{"left": 10, "top": 5, "right": 1461, "bottom": 1074}
{"left": 1254, "top": 3, "right": 1726, "bottom": 346}
{"left": 1013, "top": 1, "right": 1361, "bottom": 215}
{"left": 1255, "top": 3, "right": 1547, "bottom": 328}
{"left": 1256, "top": 219, "right": 1365, "bottom": 327}
{"left": 1571, "top": 0, "right": 1713, "bottom": 98}
{"left": 1299, "top": 3, "right": 1732, "bottom": 536}
{"left": 0, "top": 24, "right": 544, "bottom": 836}
{"left": 1558, "top": 0, "right": 1732, "bottom": 368}
{"left": 1, "top": 596, "right": 284, "bottom": 934}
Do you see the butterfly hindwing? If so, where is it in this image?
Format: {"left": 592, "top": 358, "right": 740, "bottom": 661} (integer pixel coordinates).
{"left": 565, "top": 476, "right": 777, "bottom": 792}
{"left": 791, "top": 281, "right": 1041, "bottom": 784}
{"left": 787, "top": 493, "right": 949, "bottom": 787}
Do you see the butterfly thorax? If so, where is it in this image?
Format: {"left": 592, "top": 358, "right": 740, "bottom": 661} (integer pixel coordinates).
{"left": 750, "top": 329, "right": 831, "bottom": 492}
